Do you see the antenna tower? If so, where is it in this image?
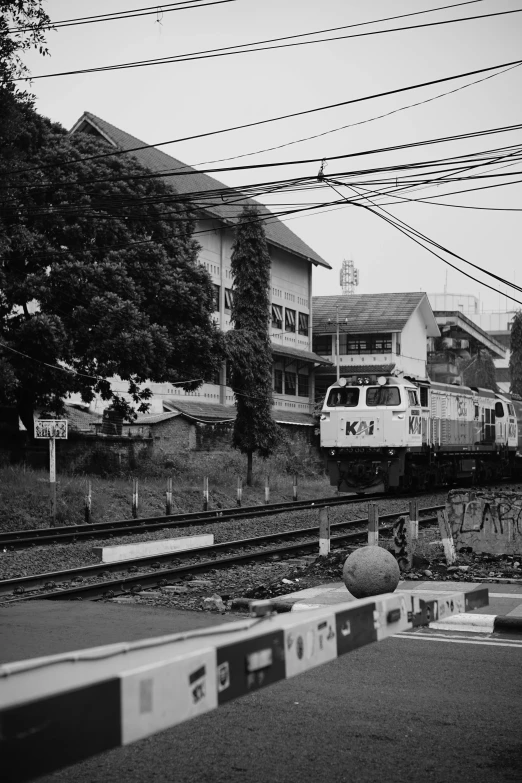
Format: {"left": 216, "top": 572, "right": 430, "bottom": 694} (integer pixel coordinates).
{"left": 339, "top": 259, "right": 359, "bottom": 295}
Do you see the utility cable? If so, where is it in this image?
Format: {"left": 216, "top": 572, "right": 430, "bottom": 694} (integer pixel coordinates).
{"left": 11, "top": 58, "right": 522, "bottom": 175}
{"left": 19, "top": 7, "right": 522, "bottom": 81}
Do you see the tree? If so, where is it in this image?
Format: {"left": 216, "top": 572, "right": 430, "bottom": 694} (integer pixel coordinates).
{"left": 509, "top": 310, "right": 522, "bottom": 396}
{"left": 226, "top": 206, "right": 280, "bottom": 485}
{"left": 0, "top": 102, "right": 224, "bottom": 430}
{"left": 460, "top": 349, "right": 498, "bottom": 392}
{"left": 1, "top": 1, "right": 51, "bottom": 87}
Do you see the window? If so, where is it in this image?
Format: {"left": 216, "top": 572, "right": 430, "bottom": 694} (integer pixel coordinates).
{"left": 407, "top": 389, "right": 419, "bottom": 406}
{"left": 313, "top": 335, "right": 332, "bottom": 355}
{"left": 285, "top": 372, "right": 297, "bottom": 395}
{"left": 298, "top": 373, "right": 309, "bottom": 397}
{"left": 341, "top": 333, "right": 392, "bottom": 355}
{"left": 273, "top": 369, "right": 283, "bottom": 393}
{"left": 327, "top": 388, "right": 360, "bottom": 407}
{"left": 420, "top": 386, "right": 429, "bottom": 407}
{"left": 395, "top": 335, "right": 401, "bottom": 355}
{"left": 366, "top": 386, "right": 401, "bottom": 406}
{"left": 298, "top": 312, "right": 309, "bottom": 336}
{"left": 271, "top": 304, "right": 283, "bottom": 330}
{"left": 212, "top": 284, "right": 220, "bottom": 312}
{"left": 285, "top": 308, "right": 296, "bottom": 332}
{"left": 224, "top": 288, "right": 234, "bottom": 311}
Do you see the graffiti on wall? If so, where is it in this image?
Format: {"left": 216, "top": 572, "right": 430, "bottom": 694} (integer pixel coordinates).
{"left": 447, "top": 489, "right": 522, "bottom": 555}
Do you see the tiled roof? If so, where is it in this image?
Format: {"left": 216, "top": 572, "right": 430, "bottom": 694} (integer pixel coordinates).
{"left": 164, "top": 399, "right": 313, "bottom": 426}
{"left": 312, "top": 293, "right": 428, "bottom": 333}
{"left": 271, "top": 342, "right": 333, "bottom": 365}
{"left": 64, "top": 405, "right": 102, "bottom": 431}
{"left": 164, "top": 400, "right": 236, "bottom": 422}
{"left": 273, "top": 410, "right": 314, "bottom": 426}
{"left": 129, "top": 412, "right": 181, "bottom": 425}
{"left": 71, "top": 113, "right": 330, "bottom": 269}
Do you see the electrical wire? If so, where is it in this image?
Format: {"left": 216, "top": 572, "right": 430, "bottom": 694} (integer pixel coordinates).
{"left": 11, "top": 57, "right": 522, "bottom": 176}
{"left": 19, "top": 7, "right": 522, "bottom": 81}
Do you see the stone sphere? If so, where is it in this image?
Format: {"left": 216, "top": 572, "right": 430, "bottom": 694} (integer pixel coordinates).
{"left": 342, "top": 546, "right": 400, "bottom": 599}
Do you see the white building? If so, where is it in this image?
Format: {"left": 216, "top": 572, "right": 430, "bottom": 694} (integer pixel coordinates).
{"left": 70, "top": 113, "right": 332, "bottom": 420}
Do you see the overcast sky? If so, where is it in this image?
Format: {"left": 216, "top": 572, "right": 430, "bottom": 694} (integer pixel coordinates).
{"left": 21, "top": 0, "right": 522, "bottom": 313}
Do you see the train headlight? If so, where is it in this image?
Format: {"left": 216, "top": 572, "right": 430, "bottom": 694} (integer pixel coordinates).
{"left": 329, "top": 449, "right": 337, "bottom": 456}
{"left": 377, "top": 376, "right": 387, "bottom": 386}
{"left": 388, "top": 448, "right": 396, "bottom": 456}
{"left": 338, "top": 377, "right": 347, "bottom": 387}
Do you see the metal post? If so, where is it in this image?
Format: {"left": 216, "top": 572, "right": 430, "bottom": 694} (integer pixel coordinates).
{"left": 336, "top": 305, "right": 340, "bottom": 381}
{"left": 264, "top": 475, "right": 270, "bottom": 506}
{"left": 132, "top": 478, "right": 139, "bottom": 519}
{"left": 84, "top": 480, "right": 92, "bottom": 525}
{"left": 319, "top": 507, "right": 330, "bottom": 557}
{"left": 237, "top": 476, "right": 243, "bottom": 507}
{"left": 292, "top": 474, "right": 298, "bottom": 502}
{"left": 166, "top": 477, "right": 173, "bottom": 516}
{"left": 49, "top": 437, "right": 56, "bottom": 527}
{"left": 367, "top": 502, "right": 379, "bottom": 546}
{"left": 203, "top": 477, "right": 209, "bottom": 512}
{"left": 409, "top": 499, "right": 419, "bottom": 541}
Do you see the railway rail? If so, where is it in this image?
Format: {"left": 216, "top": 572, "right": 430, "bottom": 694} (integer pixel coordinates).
{"left": 0, "top": 493, "right": 394, "bottom": 550}
{"left": 0, "top": 505, "right": 443, "bottom": 603}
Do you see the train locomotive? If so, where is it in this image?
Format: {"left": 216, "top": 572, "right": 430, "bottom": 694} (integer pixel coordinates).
{"left": 320, "top": 372, "right": 520, "bottom": 494}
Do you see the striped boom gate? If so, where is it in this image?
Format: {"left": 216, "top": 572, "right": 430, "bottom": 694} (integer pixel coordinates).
{"left": 0, "top": 587, "right": 488, "bottom": 783}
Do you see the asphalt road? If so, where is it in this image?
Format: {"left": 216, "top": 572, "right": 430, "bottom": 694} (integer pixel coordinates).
{"left": 28, "top": 629, "right": 521, "bottom": 783}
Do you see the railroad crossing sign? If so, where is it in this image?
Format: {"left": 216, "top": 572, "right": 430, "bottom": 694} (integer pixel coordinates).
{"left": 34, "top": 419, "right": 68, "bottom": 526}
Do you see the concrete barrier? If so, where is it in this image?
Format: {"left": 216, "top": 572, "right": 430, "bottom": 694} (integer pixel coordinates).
{"left": 0, "top": 586, "right": 488, "bottom": 783}
{"left": 93, "top": 534, "right": 214, "bottom": 563}
{"left": 447, "top": 489, "right": 522, "bottom": 555}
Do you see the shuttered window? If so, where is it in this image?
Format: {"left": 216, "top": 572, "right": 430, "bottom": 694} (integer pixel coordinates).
{"left": 285, "top": 308, "right": 296, "bottom": 332}
{"left": 271, "top": 304, "right": 283, "bottom": 330}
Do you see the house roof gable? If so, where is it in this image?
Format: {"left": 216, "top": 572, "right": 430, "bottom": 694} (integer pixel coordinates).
{"left": 312, "top": 292, "right": 439, "bottom": 334}
{"left": 70, "top": 112, "right": 330, "bottom": 269}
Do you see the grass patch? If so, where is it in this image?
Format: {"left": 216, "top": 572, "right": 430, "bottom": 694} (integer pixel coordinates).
{"left": 0, "top": 452, "right": 331, "bottom": 532}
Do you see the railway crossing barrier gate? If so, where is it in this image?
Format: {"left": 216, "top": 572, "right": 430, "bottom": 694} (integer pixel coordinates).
{"left": 0, "top": 585, "right": 488, "bottom": 782}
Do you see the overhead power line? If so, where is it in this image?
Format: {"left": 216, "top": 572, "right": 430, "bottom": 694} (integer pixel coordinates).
{"left": 10, "top": 58, "right": 522, "bottom": 179}
{"left": 18, "top": 7, "right": 522, "bottom": 81}
{"left": 8, "top": 1, "right": 237, "bottom": 32}
{"left": 8, "top": 0, "right": 485, "bottom": 33}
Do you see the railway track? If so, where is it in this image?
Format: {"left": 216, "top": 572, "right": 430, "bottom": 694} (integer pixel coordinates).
{"left": 0, "top": 505, "right": 443, "bottom": 603}
{"left": 0, "top": 492, "right": 393, "bottom": 549}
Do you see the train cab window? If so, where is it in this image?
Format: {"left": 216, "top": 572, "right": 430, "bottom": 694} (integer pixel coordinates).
{"left": 419, "top": 386, "right": 428, "bottom": 407}
{"left": 366, "top": 386, "right": 401, "bottom": 406}
{"left": 508, "top": 404, "right": 515, "bottom": 416}
{"left": 407, "top": 389, "right": 419, "bottom": 406}
{"left": 327, "top": 387, "right": 360, "bottom": 407}
{"left": 495, "top": 402, "right": 504, "bottom": 418}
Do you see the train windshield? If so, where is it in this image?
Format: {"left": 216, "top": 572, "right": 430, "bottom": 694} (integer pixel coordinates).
{"left": 366, "top": 386, "right": 401, "bottom": 406}
{"left": 327, "top": 387, "right": 360, "bottom": 407}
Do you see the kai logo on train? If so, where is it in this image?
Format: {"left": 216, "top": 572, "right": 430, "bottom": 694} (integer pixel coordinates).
{"left": 408, "top": 416, "right": 422, "bottom": 435}
{"left": 346, "top": 420, "right": 375, "bottom": 436}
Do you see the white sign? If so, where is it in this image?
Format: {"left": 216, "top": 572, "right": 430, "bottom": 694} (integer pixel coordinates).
{"left": 34, "top": 419, "right": 68, "bottom": 439}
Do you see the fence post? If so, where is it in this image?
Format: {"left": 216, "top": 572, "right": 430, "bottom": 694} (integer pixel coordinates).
{"left": 437, "top": 509, "right": 456, "bottom": 565}
{"left": 367, "top": 502, "right": 379, "bottom": 546}
{"left": 237, "top": 476, "right": 243, "bottom": 508}
{"left": 84, "top": 480, "right": 92, "bottom": 525}
{"left": 132, "top": 478, "right": 139, "bottom": 519}
{"left": 166, "top": 477, "right": 173, "bottom": 516}
{"left": 265, "top": 476, "right": 270, "bottom": 506}
{"left": 203, "top": 477, "right": 209, "bottom": 512}
{"left": 292, "top": 474, "right": 298, "bottom": 502}
{"left": 319, "top": 507, "right": 330, "bottom": 557}
{"left": 409, "top": 499, "right": 419, "bottom": 541}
